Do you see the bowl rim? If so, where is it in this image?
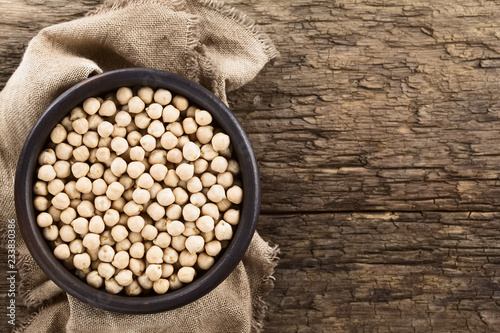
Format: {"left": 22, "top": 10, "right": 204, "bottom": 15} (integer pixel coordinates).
{"left": 14, "top": 68, "right": 261, "bottom": 313}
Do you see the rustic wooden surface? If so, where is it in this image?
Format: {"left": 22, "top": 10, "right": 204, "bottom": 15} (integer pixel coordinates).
{"left": 3, "top": 0, "right": 500, "bottom": 331}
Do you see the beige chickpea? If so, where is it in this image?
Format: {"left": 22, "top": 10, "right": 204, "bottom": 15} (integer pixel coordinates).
{"left": 168, "top": 273, "right": 183, "bottom": 290}
{"left": 160, "top": 132, "right": 178, "bottom": 151}
{"left": 53, "top": 160, "right": 71, "bottom": 178}
{"left": 200, "top": 230, "right": 214, "bottom": 243}
{"left": 112, "top": 250, "right": 130, "bottom": 269}
{"left": 207, "top": 184, "right": 226, "bottom": 203}
{"left": 166, "top": 122, "right": 183, "bottom": 137}
{"left": 36, "top": 212, "right": 53, "bottom": 228}
{"left": 50, "top": 124, "right": 67, "bottom": 144}
{"left": 128, "top": 231, "right": 144, "bottom": 244}
{"left": 172, "top": 95, "right": 189, "bottom": 111}
{"left": 128, "top": 96, "right": 146, "bottom": 114}
{"left": 163, "top": 220, "right": 183, "bottom": 237}
{"left": 71, "top": 162, "right": 90, "bottom": 179}
{"left": 141, "top": 224, "right": 159, "bottom": 241}
{"left": 190, "top": 192, "right": 207, "bottom": 208}
{"left": 47, "top": 179, "right": 65, "bottom": 196}
{"left": 211, "top": 156, "right": 228, "bottom": 173}
{"left": 105, "top": 278, "right": 123, "bottom": 294}
{"left": 223, "top": 209, "right": 240, "bottom": 225}
{"left": 138, "top": 274, "right": 153, "bottom": 290}
{"left": 115, "top": 238, "right": 131, "bottom": 252}
{"left": 70, "top": 217, "right": 88, "bottom": 235}
{"left": 42, "top": 225, "right": 58, "bottom": 241}
{"left": 55, "top": 143, "right": 73, "bottom": 160}
{"left": 196, "top": 215, "right": 215, "bottom": 233}
{"left": 111, "top": 225, "right": 129, "bottom": 243}
{"left": 144, "top": 102, "right": 162, "bottom": 119}
{"left": 63, "top": 182, "right": 80, "bottom": 200}
{"left": 91, "top": 178, "right": 107, "bottom": 196}
{"left": 125, "top": 279, "right": 143, "bottom": 296}
{"left": 72, "top": 146, "right": 89, "bottom": 162}
{"left": 75, "top": 177, "right": 92, "bottom": 194}
{"left": 185, "top": 177, "right": 202, "bottom": 194}
{"left": 116, "top": 87, "right": 133, "bottom": 105}
{"left": 182, "top": 142, "right": 200, "bottom": 162}
{"left": 137, "top": 173, "right": 154, "bottom": 190}
{"left": 217, "top": 199, "right": 232, "bottom": 212}
{"left": 109, "top": 158, "right": 125, "bottom": 178}
{"left": 171, "top": 235, "right": 186, "bottom": 252}
{"left": 147, "top": 119, "right": 165, "bottom": 138}
{"left": 115, "top": 269, "right": 133, "bottom": 287}
{"left": 182, "top": 204, "right": 200, "bottom": 222}
{"left": 153, "top": 232, "right": 171, "bottom": 248}
{"left": 100, "top": 230, "right": 116, "bottom": 246}
{"left": 129, "top": 188, "right": 149, "bottom": 205}
{"left": 34, "top": 196, "right": 50, "bottom": 211}
{"left": 146, "top": 245, "right": 164, "bottom": 264}
{"left": 159, "top": 264, "right": 173, "bottom": 279}
{"left": 117, "top": 175, "right": 133, "bottom": 191}
{"left": 123, "top": 201, "right": 143, "bottom": 216}
{"left": 113, "top": 111, "right": 131, "bottom": 129}
{"left": 60, "top": 116, "right": 73, "bottom": 131}
{"left": 111, "top": 198, "right": 126, "bottom": 213}
{"left": 82, "top": 97, "right": 100, "bottom": 115}
{"left": 83, "top": 131, "right": 99, "bottom": 148}
{"left": 82, "top": 233, "right": 100, "bottom": 250}
{"left": 152, "top": 278, "right": 169, "bottom": 294}
{"left": 86, "top": 271, "right": 103, "bottom": 289}
{"left": 166, "top": 148, "right": 183, "bottom": 164}
{"left": 87, "top": 216, "right": 105, "bottom": 234}
{"left": 38, "top": 165, "right": 56, "bottom": 182}
{"left": 53, "top": 244, "right": 71, "bottom": 260}
{"left": 87, "top": 163, "right": 104, "bottom": 180}
{"left": 95, "top": 147, "right": 111, "bottom": 163}
{"left": 154, "top": 219, "right": 167, "bottom": 232}
{"left": 177, "top": 266, "right": 196, "bottom": 283}
{"left": 164, "top": 169, "right": 180, "bottom": 188}
{"left": 139, "top": 134, "right": 155, "bottom": 152}
{"left": 126, "top": 161, "right": 145, "bottom": 179}
{"left": 98, "top": 245, "right": 115, "bottom": 263}
{"left": 185, "top": 235, "right": 205, "bottom": 254}
{"left": 211, "top": 132, "right": 230, "bottom": 152}
{"left": 183, "top": 222, "right": 200, "bottom": 237}
{"left": 128, "top": 146, "right": 144, "bottom": 162}
{"left": 103, "top": 168, "right": 119, "bottom": 184}
{"left": 227, "top": 185, "right": 243, "bottom": 204}
{"left": 124, "top": 131, "right": 141, "bottom": 148}
{"left": 66, "top": 132, "right": 83, "bottom": 147}
{"left": 87, "top": 114, "right": 103, "bottom": 130}
{"left": 98, "top": 136, "right": 112, "bottom": 149}
{"left": 95, "top": 195, "right": 112, "bottom": 212}
{"left": 127, "top": 215, "right": 145, "bottom": 233}
{"left": 205, "top": 240, "right": 222, "bottom": 257}
{"left": 162, "top": 247, "right": 179, "bottom": 264}
{"left": 178, "top": 249, "right": 197, "bottom": 267}
{"left": 60, "top": 207, "right": 76, "bottom": 225}
{"left": 182, "top": 117, "right": 198, "bottom": 135}
{"left": 145, "top": 264, "right": 162, "bottom": 282}
{"left": 200, "top": 144, "right": 218, "bottom": 161}
{"left": 152, "top": 188, "right": 173, "bottom": 206}
{"left": 38, "top": 149, "right": 57, "bottom": 165}
{"left": 98, "top": 100, "right": 117, "bottom": 117}
{"left": 166, "top": 204, "right": 182, "bottom": 220}
{"left": 112, "top": 125, "right": 127, "bottom": 138}
{"left": 81, "top": 192, "right": 96, "bottom": 202}
{"left": 51, "top": 192, "right": 70, "bottom": 210}
{"left": 73, "top": 253, "right": 91, "bottom": 270}
{"left": 218, "top": 147, "right": 232, "bottom": 159}
{"left": 129, "top": 258, "right": 146, "bottom": 277}
{"left": 97, "top": 262, "right": 116, "bottom": 280}
{"left": 197, "top": 253, "right": 215, "bottom": 270}
{"left": 162, "top": 105, "right": 180, "bottom": 124}
{"left": 104, "top": 181, "right": 124, "bottom": 201}
{"left": 128, "top": 242, "right": 144, "bottom": 259}
{"left": 110, "top": 137, "right": 128, "bottom": 155}
{"left": 147, "top": 165, "right": 166, "bottom": 183}
{"left": 214, "top": 220, "right": 233, "bottom": 241}
{"left": 145, "top": 202, "right": 164, "bottom": 221}
{"left": 195, "top": 109, "right": 213, "bottom": 126}
{"left": 201, "top": 203, "right": 220, "bottom": 221}
{"left": 217, "top": 172, "right": 234, "bottom": 189}
{"left": 148, "top": 149, "right": 167, "bottom": 165}
{"left": 72, "top": 118, "right": 89, "bottom": 135}
{"left": 151, "top": 88, "right": 171, "bottom": 105}
{"left": 134, "top": 112, "right": 151, "bottom": 129}
{"left": 193, "top": 159, "right": 208, "bottom": 175}
{"left": 175, "top": 163, "right": 194, "bottom": 181}
{"left": 33, "top": 181, "right": 48, "bottom": 196}
{"left": 196, "top": 126, "right": 214, "bottom": 144}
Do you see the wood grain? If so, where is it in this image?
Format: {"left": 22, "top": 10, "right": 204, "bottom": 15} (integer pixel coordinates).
{"left": 2, "top": 0, "right": 500, "bottom": 331}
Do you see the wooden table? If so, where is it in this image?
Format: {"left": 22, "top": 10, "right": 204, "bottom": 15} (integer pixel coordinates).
{"left": 2, "top": 0, "right": 500, "bottom": 331}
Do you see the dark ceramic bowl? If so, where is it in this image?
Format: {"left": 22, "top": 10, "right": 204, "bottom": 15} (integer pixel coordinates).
{"left": 14, "top": 68, "right": 260, "bottom": 313}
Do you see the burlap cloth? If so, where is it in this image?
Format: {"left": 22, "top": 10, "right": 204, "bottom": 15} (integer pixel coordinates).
{"left": 0, "top": 0, "right": 279, "bottom": 331}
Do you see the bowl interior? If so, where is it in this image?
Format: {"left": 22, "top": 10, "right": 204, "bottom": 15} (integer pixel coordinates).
{"left": 15, "top": 68, "right": 260, "bottom": 313}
